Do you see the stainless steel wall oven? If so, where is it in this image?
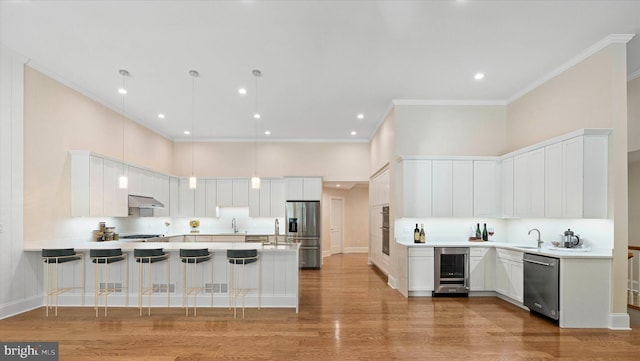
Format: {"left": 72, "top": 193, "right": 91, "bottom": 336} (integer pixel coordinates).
{"left": 381, "top": 206, "right": 389, "bottom": 256}
{"left": 433, "top": 247, "right": 470, "bottom": 295}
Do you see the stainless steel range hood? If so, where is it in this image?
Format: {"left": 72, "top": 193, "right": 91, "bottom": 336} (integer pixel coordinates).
{"left": 128, "top": 195, "right": 164, "bottom": 208}
{"left": 128, "top": 195, "right": 164, "bottom": 217}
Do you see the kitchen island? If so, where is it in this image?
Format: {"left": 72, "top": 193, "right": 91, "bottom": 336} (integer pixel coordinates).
{"left": 396, "top": 240, "right": 615, "bottom": 329}
{"left": 26, "top": 240, "right": 300, "bottom": 312}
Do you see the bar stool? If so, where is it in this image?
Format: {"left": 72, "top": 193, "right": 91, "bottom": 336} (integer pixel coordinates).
{"left": 227, "top": 249, "right": 260, "bottom": 319}
{"left": 90, "top": 248, "right": 128, "bottom": 317}
{"left": 134, "top": 248, "right": 170, "bottom": 316}
{"left": 41, "top": 248, "right": 85, "bottom": 317}
{"left": 180, "top": 248, "right": 213, "bottom": 316}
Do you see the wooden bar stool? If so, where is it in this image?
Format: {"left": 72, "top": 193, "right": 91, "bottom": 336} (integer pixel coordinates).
{"left": 90, "top": 248, "right": 128, "bottom": 317}
{"left": 180, "top": 248, "right": 213, "bottom": 316}
{"left": 41, "top": 248, "right": 85, "bottom": 316}
{"left": 227, "top": 249, "right": 260, "bottom": 319}
{"left": 134, "top": 248, "right": 170, "bottom": 316}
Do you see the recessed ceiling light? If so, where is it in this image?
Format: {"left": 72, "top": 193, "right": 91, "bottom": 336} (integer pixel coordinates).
{"left": 336, "top": 184, "right": 341, "bottom": 188}
{"left": 357, "top": 113, "right": 364, "bottom": 119}
{"left": 254, "top": 113, "right": 261, "bottom": 119}
{"left": 474, "top": 73, "right": 485, "bottom": 80}
{"left": 264, "top": 130, "right": 271, "bottom": 135}
{"left": 117, "top": 88, "right": 127, "bottom": 95}
{"left": 350, "top": 131, "right": 357, "bottom": 136}
{"left": 157, "top": 113, "right": 165, "bottom": 119}
{"left": 238, "top": 88, "right": 247, "bottom": 95}
{"left": 184, "top": 130, "right": 190, "bottom": 135}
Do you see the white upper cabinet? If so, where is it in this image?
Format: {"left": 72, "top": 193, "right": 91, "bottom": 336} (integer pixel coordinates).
{"left": 401, "top": 160, "right": 432, "bottom": 218}
{"left": 249, "top": 178, "right": 286, "bottom": 217}
{"left": 285, "top": 177, "right": 322, "bottom": 201}
{"left": 501, "top": 157, "right": 514, "bottom": 218}
{"left": 153, "top": 173, "right": 170, "bottom": 217}
{"left": 103, "top": 159, "right": 127, "bottom": 217}
{"left": 270, "top": 179, "right": 286, "bottom": 217}
{"left": 452, "top": 161, "right": 473, "bottom": 217}
{"left": 217, "top": 178, "right": 250, "bottom": 207}
{"left": 370, "top": 168, "right": 390, "bottom": 206}
{"left": 205, "top": 179, "right": 217, "bottom": 217}
{"left": 513, "top": 148, "right": 544, "bottom": 218}
{"left": 432, "top": 161, "right": 453, "bottom": 217}
{"left": 544, "top": 135, "right": 608, "bottom": 218}
{"left": 217, "top": 179, "right": 233, "bottom": 207}
{"left": 473, "top": 160, "right": 498, "bottom": 218}
{"left": 71, "top": 152, "right": 127, "bottom": 217}
{"left": 529, "top": 148, "right": 545, "bottom": 217}
{"left": 169, "top": 177, "right": 179, "bottom": 217}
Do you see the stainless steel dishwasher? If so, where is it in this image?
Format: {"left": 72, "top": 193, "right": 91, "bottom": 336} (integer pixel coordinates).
{"left": 523, "top": 253, "right": 560, "bottom": 320}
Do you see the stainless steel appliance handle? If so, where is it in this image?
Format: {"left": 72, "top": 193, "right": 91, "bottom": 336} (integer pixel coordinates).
{"left": 464, "top": 253, "right": 469, "bottom": 290}
{"left": 524, "top": 259, "right": 552, "bottom": 267}
{"left": 302, "top": 206, "right": 306, "bottom": 233}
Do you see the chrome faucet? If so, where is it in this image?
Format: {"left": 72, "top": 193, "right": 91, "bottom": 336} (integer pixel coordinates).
{"left": 232, "top": 218, "right": 238, "bottom": 234}
{"left": 528, "top": 228, "right": 542, "bottom": 249}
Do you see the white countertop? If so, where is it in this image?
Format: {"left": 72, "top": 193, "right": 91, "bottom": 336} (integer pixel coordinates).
{"left": 25, "top": 241, "right": 300, "bottom": 252}
{"left": 396, "top": 239, "right": 612, "bottom": 259}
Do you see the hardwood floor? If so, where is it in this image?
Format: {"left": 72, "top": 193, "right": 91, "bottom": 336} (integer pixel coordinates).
{"left": 2, "top": 253, "right": 640, "bottom": 360}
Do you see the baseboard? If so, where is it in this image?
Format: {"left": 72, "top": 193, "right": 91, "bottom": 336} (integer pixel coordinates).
{"left": 0, "top": 294, "right": 43, "bottom": 320}
{"left": 343, "top": 247, "right": 368, "bottom": 253}
{"left": 609, "top": 313, "right": 632, "bottom": 330}
{"left": 387, "top": 274, "right": 398, "bottom": 289}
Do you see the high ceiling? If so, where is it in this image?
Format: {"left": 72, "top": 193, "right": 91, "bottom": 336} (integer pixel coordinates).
{"left": 2, "top": 0, "right": 639, "bottom": 142}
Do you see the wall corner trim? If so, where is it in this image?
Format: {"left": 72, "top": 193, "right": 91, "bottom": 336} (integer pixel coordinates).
{"left": 508, "top": 33, "right": 636, "bottom": 104}
{"left": 608, "top": 313, "right": 631, "bottom": 330}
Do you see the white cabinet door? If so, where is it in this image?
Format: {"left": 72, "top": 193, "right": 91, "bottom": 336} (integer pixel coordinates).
{"left": 285, "top": 178, "right": 303, "bottom": 200}
{"left": 205, "top": 179, "right": 217, "bottom": 217}
{"left": 249, "top": 184, "right": 260, "bottom": 217}
{"left": 127, "top": 166, "right": 142, "bottom": 196}
{"left": 495, "top": 255, "right": 509, "bottom": 296}
{"left": 501, "top": 157, "right": 514, "bottom": 218}
{"left": 303, "top": 177, "right": 322, "bottom": 201}
{"left": 432, "top": 160, "right": 452, "bottom": 217}
{"left": 473, "top": 161, "right": 497, "bottom": 217}
{"left": 179, "top": 178, "right": 195, "bottom": 217}
{"left": 141, "top": 170, "right": 155, "bottom": 198}
{"left": 194, "top": 180, "right": 206, "bottom": 216}
{"left": 408, "top": 256, "right": 434, "bottom": 291}
{"left": 270, "top": 179, "right": 286, "bottom": 217}
{"left": 103, "top": 159, "right": 127, "bottom": 217}
{"left": 217, "top": 179, "right": 233, "bottom": 207}
{"left": 545, "top": 142, "right": 563, "bottom": 217}
{"left": 510, "top": 261, "right": 524, "bottom": 303}
{"left": 403, "top": 160, "right": 432, "bottom": 217}
{"left": 232, "top": 179, "right": 249, "bottom": 206}
{"left": 259, "top": 180, "right": 271, "bottom": 216}
{"left": 470, "top": 256, "right": 485, "bottom": 291}
{"left": 452, "top": 160, "right": 473, "bottom": 217}
{"left": 153, "top": 173, "right": 170, "bottom": 217}
{"left": 530, "top": 148, "right": 545, "bottom": 217}
{"left": 563, "top": 136, "right": 584, "bottom": 218}
{"left": 582, "top": 135, "right": 608, "bottom": 218}
{"left": 513, "top": 153, "right": 531, "bottom": 218}
{"left": 89, "top": 156, "right": 104, "bottom": 216}
{"left": 169, "top": 177, "right": 179, "bottom": 217}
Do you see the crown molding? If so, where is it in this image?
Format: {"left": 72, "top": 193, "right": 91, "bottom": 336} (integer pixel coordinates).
{"left": 392, "top": 99, "right": 507, "bottom": 106}
{"left": 174, "top": 137, "right": 369, "bottom": 144}
{"left": 508, "top": 33, "right": 636, "bottom": 103}
{"left": 629, "top": 69, "right": 640, "bottom": 82}
{"left": 367, "top": 102, "right": 395, "bottom": 142}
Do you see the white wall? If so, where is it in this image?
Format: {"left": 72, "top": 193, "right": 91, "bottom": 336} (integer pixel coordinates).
{"left": 0, "top": 45, "right": 41, "bottom": 319}
{"left": 628, "top": 77, "right": 640, "bottom": 152}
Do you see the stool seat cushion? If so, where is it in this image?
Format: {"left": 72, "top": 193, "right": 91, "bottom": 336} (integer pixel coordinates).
{"left": 227, "top": 249, "right": 259, "bottom": 265}
{"left": 90, "top": 248, "right": 126, "bottom": 264}
{"left": 42, "top": 248, "right": 82, "bottom": 263}
{"left": 134, "top": 248, "right": 168, "bottom": 263}
{"left": 180, "top": 248, "right": 212, "bottom": 263}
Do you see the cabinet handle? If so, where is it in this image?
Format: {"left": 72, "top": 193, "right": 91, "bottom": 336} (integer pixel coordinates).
{"left": 524, "top": 259, "right": 552, "bottom": 267}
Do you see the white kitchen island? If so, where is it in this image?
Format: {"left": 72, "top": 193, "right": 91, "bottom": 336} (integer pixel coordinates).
{"left": 26, "top": 241, "right": 300, "bottom": 312}
{"left": 396, "top": 240, "right": 614, "bottom": 328}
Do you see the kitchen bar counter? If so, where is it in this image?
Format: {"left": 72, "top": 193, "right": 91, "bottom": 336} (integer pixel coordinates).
{"left": 395, "top": 239, "right": 612, "bottom": 259}
{"left": 26, "top": 241, "right": 300, "bottom": 312}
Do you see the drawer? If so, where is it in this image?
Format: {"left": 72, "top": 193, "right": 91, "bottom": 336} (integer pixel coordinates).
{"left": 408, "top": 247, "right": 434, "bottom": 257}
{"left": 470, "top": 247, "right": 488, "bottom": 257}
{"left": 496, "top": 248, "right": 523, "bottom": 262}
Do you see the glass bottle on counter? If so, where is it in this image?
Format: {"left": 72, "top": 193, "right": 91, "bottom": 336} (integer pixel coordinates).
{"left": 482, "top": 223, "right": 488, "bottom": 241}
{"left": 419, "top": 224, "right": 426, "bottom": 243}
{"left": 414, "top": 224, "right": 420, "bottom": 243}
{"left": 475, "top": 223, "right": 481, "bottom": 239}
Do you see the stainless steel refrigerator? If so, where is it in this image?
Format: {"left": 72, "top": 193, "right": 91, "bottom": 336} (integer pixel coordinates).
{"left": 286, "top": 201, "right": 321, "bottom": 269}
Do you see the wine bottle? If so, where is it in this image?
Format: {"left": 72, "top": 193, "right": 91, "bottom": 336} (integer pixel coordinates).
{"left": 414, "top": 224, "right": 420, "bottom": 243}
{"left": 419, "top": 224, "right": 426, "bottom": 243}
{"left": 482, "top": 223, "right": 488, "bottom": 241}
{"left": 475, "top": 223, "right": 481, "bottom": 239}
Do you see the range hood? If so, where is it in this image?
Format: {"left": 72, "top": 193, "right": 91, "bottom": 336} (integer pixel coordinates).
{"left": 128, "top": 195, "right": 164, "bottom": 209}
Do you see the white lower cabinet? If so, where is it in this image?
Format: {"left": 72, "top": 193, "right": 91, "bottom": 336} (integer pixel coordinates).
{"left": 407, "top": 248, "right": 434, "bottom": 292}
{"left": 469, "top": 247, "right": 494, "bottom": 291}
{"left": 494, "top": 249, "right": 523, "bottom": 303}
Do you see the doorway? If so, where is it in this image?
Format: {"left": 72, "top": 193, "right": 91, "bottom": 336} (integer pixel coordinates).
{"left": 330, "top": 197, "right": 344, "bottom": 254}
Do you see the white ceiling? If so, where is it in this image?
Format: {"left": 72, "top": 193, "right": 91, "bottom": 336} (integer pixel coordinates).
{"left": 2, "top": 0, "right": 639, "bottom": 142}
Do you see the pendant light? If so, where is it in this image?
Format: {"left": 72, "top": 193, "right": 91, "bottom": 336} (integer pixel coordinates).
{"left": 118, "top": 69, "right": 130, "bottom": 189}
{"left": 251, "top": 69, "right": 262, "bottom": 189}
{"left": 188, "top": 70, "right": 199, "bottom": 189}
